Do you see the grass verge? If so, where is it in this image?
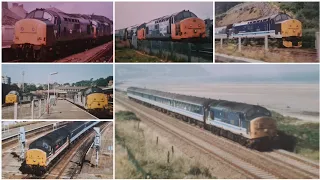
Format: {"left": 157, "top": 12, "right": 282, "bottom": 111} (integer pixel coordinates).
{"left": 115, "top": 111, "right": 215, "bottom": 179}
{"left": 272, "top": 111, "right": 319, "bottom": 160}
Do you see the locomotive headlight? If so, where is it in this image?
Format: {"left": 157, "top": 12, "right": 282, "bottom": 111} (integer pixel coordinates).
{"left": 198, "top": 24, "right": 201, "bottom": 27}
{"left": 32, "top": 27, "right": 35, "bottom": 31}
{"left": 190, "top": 25, "right": 192, "bottom": 28}
{"left": 264, "top": 129, "right": 268, "bottom": 132}
{"left": 37, "top": 37, "right": 42, "bottom": 41}
{"left": 20, "top": 27, "right": 24, "bottom": 31}
{"left": 15, "top": 36, "right": 19, "bottom": 40}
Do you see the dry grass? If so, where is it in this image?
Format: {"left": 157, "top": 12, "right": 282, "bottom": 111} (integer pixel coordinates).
{"left": 215, "top": 44, "right": 318, "bottom": 62}
{"left": 115, "top": 111, "right": 214, "bottom": 179}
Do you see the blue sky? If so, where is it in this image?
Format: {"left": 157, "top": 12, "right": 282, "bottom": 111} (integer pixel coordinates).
{"left": 2, "top": 64, "right": 113, "bottom": 84}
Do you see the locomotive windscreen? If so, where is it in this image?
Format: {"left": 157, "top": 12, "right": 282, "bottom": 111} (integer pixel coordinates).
{"left": 246, "top": 107, "right": 271, "bottom": 120}
{"left": 84, "top": 87, "right": 103, "bottom": 95}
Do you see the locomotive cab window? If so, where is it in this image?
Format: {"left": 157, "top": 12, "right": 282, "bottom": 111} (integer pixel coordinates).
{"left": 43, "top": 12, "right": 53, "bottom": 21}
{"left": 34, "top": 10, "right": 44, "bottom": 19}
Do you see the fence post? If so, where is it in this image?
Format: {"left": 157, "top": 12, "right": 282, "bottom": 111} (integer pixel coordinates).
{"left": 31, "top": 100, "right": 34, "bottom": 119}
{"left": 167, "top": 151, "right": 170, "bottom": 163}
{"left": 187, "top": 43, "right": 191, "bottom": 62}
{"left": 220, "top": 38, "right": 223, "bottom": 48}
{"left": 156, "top": 136, "right": 158, "bottom": 145}
{"left": 14, "top": 102, "right": 18, "bottom": 119}
{"left": 238, "top": 37, "right": 241, "bottom": 52}
{"left": 316, "top": 32, "right": 319, "bottom": 61}
{"left": 39, "top": 99, "right": 42, "bottom": 118}
{"left": 264, "top": 35, "right": 268, "bottom": 51}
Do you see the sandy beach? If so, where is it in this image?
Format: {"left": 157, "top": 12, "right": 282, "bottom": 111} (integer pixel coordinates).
{"left": 117, "top": 82, "right": 319, "bottom": 122}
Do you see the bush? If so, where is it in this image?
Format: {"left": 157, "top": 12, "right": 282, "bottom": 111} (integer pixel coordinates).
{"left": 116, "top": 111, "right": 140, "bottom": 121}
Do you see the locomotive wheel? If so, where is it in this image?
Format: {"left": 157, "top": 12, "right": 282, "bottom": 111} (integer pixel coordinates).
{"left": 35, "top": 48, "right": 47, "bottom": 61}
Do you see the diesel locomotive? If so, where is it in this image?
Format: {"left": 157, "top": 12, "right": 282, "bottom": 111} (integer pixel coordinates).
{"left": 127, "top": 87, "right": 278, "bottom": 150}
{"left": 118, "top": 10, "right": 207, "bottom": 41}
{"left": 20, "top": 121, "right": 100, "bottom": 176}
{"left": 12, "top": 8, "right": 112, "bottom": 61}
{"left": 74, "top": 86, "right": 110, "bottom": 115}
{"left": 215, "top": 13, "right": 302, "bottom": 48}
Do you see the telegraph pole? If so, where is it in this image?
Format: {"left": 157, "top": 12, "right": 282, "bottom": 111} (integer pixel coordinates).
{"left": 94, "top": 127, "right": 101, "bottom": 167}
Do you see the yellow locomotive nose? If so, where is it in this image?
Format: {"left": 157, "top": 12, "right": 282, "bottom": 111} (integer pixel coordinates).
{"left": 13, "top": 19, "right": 47, "bottom": 46}
{"left": 26, "top": 149, "right": 47, "bottom": 166}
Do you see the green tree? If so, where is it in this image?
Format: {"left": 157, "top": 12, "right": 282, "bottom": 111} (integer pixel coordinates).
{"left": 37, "top": 86, "right": 44, "bottom": 90}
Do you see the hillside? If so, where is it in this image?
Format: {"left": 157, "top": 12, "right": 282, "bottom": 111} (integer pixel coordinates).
{"left": 215, "top": 2, "right": 319, "bottom": 48}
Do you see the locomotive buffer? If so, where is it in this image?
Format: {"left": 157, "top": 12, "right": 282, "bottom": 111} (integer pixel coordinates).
{"left": 94, "top": 127, "right": 101, "bottom": 167}
{"left": 18, "top": 127, "right": 26, "bottom": 161}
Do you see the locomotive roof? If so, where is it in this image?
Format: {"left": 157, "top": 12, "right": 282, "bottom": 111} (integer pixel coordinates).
{"left": 147, "top": 10, "right": 195, "bottom": 24}
{"left": 128, "top": 87, "right": 212, "bottom": 106}
{"left": 233, "top": 13, "right": 291, "bottom": 27}
{"left": 210, "top": 100, "right": 269, "bottom": 114}
{"left": 32, "top": 127, "right": 69, "bottom": 146}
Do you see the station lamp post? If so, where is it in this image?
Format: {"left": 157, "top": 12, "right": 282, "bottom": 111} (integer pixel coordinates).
{"left": 47, "top": 72, "right": 58, "bottom": 114}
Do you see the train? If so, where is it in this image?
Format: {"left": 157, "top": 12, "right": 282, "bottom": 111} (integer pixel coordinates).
{"left": 127, "top": 87, "right": 278, "bottom": 150}
{"left": 116, "top": 10, "right": 207, "bottom": 41}
{"left": 11, "top": 8, "right": 113, "bottom": 61}
{"left": 19, "top": 121, "right": 100, "bottom": 176}
{"left": 215, "top": 13, "right": 302, "bottom": 48}
{"left": 73, "top": 86, "right": 110, "bottom": 114}
{"left": 5, "top": 91, "right": 42, "bottom": 104}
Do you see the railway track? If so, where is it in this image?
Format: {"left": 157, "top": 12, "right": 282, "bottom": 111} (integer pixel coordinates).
{"left": 116, "top": 93, "right": 319, "bottom": 179}
{"left": 42, "top": 122, "right": 108, "bottom": 179}
{"left": 56, "top": 41, "right": 113, "bottom": 62}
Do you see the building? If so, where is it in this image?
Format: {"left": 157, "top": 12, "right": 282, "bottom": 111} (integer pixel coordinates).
{"left": 9, "top": 3, "right": 27, "bottom": 18}
{"left": 2, "top": 76, "right": 11, "bottom": 85}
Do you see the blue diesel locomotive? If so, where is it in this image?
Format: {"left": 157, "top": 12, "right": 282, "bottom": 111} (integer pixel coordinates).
{"left": 215, "top": 13, "right": 302, "bottom": 47}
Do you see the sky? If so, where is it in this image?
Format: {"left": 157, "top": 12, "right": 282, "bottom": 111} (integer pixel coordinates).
{"left": 2, "top": 64, "right": 113, "bottom": 84}
{"left": 115, "top": 2, "right": 213, "bottom": 29}
{"left": 9, "top": 2, "right": 113, "bottom": 20}
{"left": 115, "top": 64, "right": 320, "bottom": 84}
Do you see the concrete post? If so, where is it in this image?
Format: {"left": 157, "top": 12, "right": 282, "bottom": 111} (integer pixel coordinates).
{"left": 264, "top": 35, "right": 268, "bottom": 51}
{"left": 220, "top": 38, "right": 223, "bottom": 48}
{"left": 14, "top": 102, "right": 18, "bottom": 119}
{"left": 31, "top": 100, "right": 34, "bottom": 119}
{"left": 316, "top": 32, "right": 319, "bottom": 61}
{"left": 187, "top": 43, "right": 191, "bottom": 62}
{"left": 39, "top": 99, "right": 42, "bottom": 118}
{"left": 18, "top": 127, "right": 26, "bottom": 160}
{"left": 238, "top": 37, "right": 241, "bottom": 52}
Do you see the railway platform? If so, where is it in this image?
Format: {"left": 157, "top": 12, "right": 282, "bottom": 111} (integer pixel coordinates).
{"left": 2, "top": 121, "right": 58, "bottom": 140}
{"left": 40, "top": 100, "right": 97, "bottom": 119}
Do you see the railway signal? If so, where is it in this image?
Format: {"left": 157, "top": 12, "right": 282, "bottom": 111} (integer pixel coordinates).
{"left": 18, "top": 127, "right": 26, "bottom": 160}
{"left": 94, "top": 127, "right": 101, "bottom": 167}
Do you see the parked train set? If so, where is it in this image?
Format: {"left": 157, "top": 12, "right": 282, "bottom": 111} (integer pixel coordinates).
{"left": 115, "top": 10, "right": 213, "bottom": 42}
{"left": 72, "top": 86, "right": 112, "bottom": 117}
{"left": 127, "top": 87, "right": 278, "bottom": 150}
{"left": 11, "top": 8, "right": 113, "bottom": 61}
{"left": 4, "top": 91, "right": 42, "bottom": 105}
{"left": 19, "top": 121, "right": 100, "bottom": 176}
{"left": 215, "top": 13, "right": 302, "bottom": 48}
